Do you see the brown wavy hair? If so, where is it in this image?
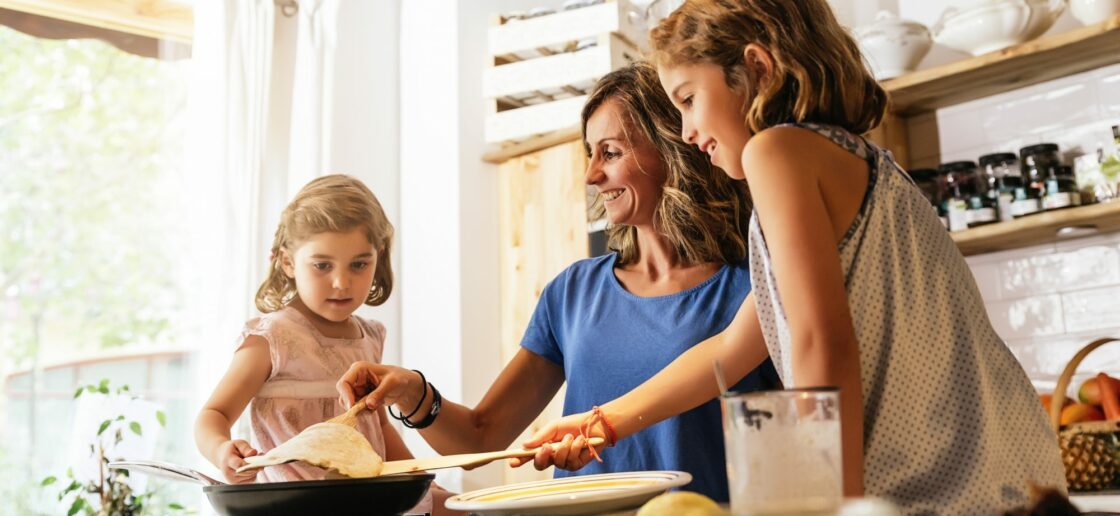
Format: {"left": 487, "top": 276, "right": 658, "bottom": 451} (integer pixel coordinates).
{"left": 255, "top": 174, "right": 394, "bottom": 312}
{"left": 583, "top": 61, "right": 751, "bottom": 266}
{"left": 649, "top": 0, "right": 887, "bottom": 135}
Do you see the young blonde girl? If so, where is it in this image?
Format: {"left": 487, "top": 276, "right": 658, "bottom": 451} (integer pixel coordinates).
{"left": 524, "top": 1, "right": 1066, "bottom": 513}
{"left": 194, "top": 174, "right": 450, "bottom": 513}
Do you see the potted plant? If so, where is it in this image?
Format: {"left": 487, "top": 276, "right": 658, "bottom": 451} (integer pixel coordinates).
{"left": 40, "top": 379, "right": 186, "bottom": 516}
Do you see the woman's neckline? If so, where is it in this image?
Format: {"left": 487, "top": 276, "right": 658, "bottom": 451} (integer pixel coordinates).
{"left": 607, "top": 253, "right": 730, "bottom": 300}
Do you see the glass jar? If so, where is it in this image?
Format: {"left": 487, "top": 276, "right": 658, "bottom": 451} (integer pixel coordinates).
{"left": 978, "top": 152, "right": 1020, "bottom": 222}
{"left": 1021, "top": 143, "right": 1060, "bottom": 199}
{"left": 1042, "top": 164, "right": 1082, "bottom": 210}
{"left": 939, "top": 161, "right": 995, "bottom": 229}
{"left": 938, "top": 162, "right": 984, "bottom": 230}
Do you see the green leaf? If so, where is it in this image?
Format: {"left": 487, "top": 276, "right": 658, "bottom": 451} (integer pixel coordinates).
{"left": 73, "top": 387, "right": 84, "bottom": 398}
{"left": 67, "top": 467, "right": 74, "bottom": 478}
{"left": 156, "top": 410, "right": 166, "bottom": 427}
{"left": 41, "top": 476, "right": 57, "bottom": 486}
{"left": 67, "top": 497, "right": 85, "bottom": 516}
{"left": 115, "top": 415, "right": 125, "bottom": 421}
{"left": 85, "top": 386, "right": 96, "bottom": 394}
{"left": 98, "top": 378, "right": 110, "bottom": 390}
{"left": 97, "top": 419, "right": 111, "bottom": 436}
{"left": 168, "top": 503, "right": 184, "bottom": 510}
{"left": 129, "top": 421, "right": 142, "bottom": 436}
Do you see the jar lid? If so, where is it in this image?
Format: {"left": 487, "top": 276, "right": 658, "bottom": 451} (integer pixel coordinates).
{"left": 978, "top": 153, "right": 1016, "bottom": 168}
{"left": 907, "top": 168, "right": 938, "bottom": 181}
{"left": 938, "top": 161, "right": 977, "bottom": 173}
{"left": 1019, "top": 143, "right": 1059, "bottom": 157}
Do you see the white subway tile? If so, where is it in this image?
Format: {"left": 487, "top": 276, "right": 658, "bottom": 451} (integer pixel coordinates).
{"left": 1005, "top": 331, "right": 1120, "bottom": 391}
{"left": 1054, "top": 231, "right": 1120, "bottom": 252}
{"left": 968, "top": 262, "right": 1002, "bottom": 301}
{"left": 1095, "top": 65, "right": 1120, "bottom": 120}
{"left": 999, "top": 251, "right": 1066, "bottom": 298}
{"left": 987, "top": 294, "right": 1065, "bottom": 340}
{"left": 1062, "top": 285, "right": 1120, "bottom": 333}
{"left": 1057, "top": 245, "right": 1120, "bottom": 292}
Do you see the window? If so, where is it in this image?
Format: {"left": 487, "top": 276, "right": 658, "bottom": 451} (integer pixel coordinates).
{"left": 0, "top": 11, "right": 197, "bottom": 514}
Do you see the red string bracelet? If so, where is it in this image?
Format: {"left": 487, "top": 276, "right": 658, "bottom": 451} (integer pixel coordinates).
{"left": 593, "top": 406, "right": 618, "bottom": 447}
{"left": 578, "top": 406, "right": 617, "bottom": 464}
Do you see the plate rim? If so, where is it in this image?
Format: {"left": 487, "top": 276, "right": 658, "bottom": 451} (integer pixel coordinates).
{"left": 445, "top": 470, "right": 692, "bottom": 512}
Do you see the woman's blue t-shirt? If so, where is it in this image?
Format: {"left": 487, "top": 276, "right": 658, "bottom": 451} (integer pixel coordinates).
{"left": 520, "top": 253, "right": 780, "bottom": 503}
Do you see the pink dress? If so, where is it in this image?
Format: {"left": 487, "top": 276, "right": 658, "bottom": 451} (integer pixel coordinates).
{"left": 238, "top": 306, "right": 387, "bottom": 482}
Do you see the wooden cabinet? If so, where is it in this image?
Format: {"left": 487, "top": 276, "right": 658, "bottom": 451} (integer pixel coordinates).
{"left": 496, "top": 140, "right": 589, "bottom": 484}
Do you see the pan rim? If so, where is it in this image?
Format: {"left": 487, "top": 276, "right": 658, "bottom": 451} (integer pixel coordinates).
{"left": 202, "top": 473, "right": 434, "bottom": 493}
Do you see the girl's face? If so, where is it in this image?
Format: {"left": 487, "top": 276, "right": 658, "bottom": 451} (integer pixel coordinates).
{"left": 584, "top": 98, "right": 668, "bottom": 227}
{"left": 281, "top": 228, "right": 377, "bottom": 323}
{"left": 659, "top": 62, "right": 752, "bottom": 179}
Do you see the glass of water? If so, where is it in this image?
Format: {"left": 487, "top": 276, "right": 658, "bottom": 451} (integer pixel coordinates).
{"left": 721, "top": 388, "right": 843, "bottom": 515}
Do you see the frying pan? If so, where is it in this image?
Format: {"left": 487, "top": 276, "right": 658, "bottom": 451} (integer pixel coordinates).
{"left": 109, "top": 460, "right": 432, "bottom": 516}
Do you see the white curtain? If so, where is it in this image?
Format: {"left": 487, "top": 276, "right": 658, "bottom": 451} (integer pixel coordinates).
{"left": 288, "top": 0, "right": 341, "bottom": 197}
{"left": 182, "top": 0, "right": 278, "bottom": 482}
{"left": 183, "top": 0, "right": 344, "bottom": 495}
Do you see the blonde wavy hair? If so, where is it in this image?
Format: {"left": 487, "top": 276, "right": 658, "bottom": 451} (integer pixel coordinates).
{"left": 649, "top": 0, "right": 887, "bottom": 135}
{"left": 583, "top": 61, "right": 751, "bottom": 266}
{"left": 255, "top": 174, "right": 394, "bottom": 312}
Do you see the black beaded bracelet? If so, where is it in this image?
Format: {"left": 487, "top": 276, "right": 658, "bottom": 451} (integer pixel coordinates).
{"left": 388, "top": 370, "right": 428, "bottom": 422}
{"left": 403, "top": 383, "right": 441, "bottom": 430}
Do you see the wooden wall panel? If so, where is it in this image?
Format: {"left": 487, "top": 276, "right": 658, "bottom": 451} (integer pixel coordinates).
{"left": 497, "top": 140, "right": 589, "bottom": 484}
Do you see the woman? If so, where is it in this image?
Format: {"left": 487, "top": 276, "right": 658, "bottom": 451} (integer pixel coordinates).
{"left": 336, "top": 62, "right": 779, "bottom": 503}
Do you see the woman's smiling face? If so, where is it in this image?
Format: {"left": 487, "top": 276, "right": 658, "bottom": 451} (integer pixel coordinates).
{"left": 583, "top": 98, "right": 668, "bottom": 227}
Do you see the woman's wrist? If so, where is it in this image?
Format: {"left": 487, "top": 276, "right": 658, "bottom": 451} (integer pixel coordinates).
{"left": 599, "top": 402, "right": 633, "bottom": 441}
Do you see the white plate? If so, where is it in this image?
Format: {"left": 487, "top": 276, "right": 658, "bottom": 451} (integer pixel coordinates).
{"left": 445, "top": 470, "right": 693, "bottom": 515}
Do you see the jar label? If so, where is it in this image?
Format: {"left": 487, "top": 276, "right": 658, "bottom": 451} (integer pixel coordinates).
{"left": 997, "top": 193, "right": 1014, "bottom": 222}
{"left": 967, "top": 208, "right": 996, "bottom": 224}
{"left": 947, "top": 200, "right": 969, "bottom": 231}
{"left": 1012, "top": 198, "right": 1041, "bottom": 217}
{"left": 1042, "top": 193, "right": 1076, "bottom": 210}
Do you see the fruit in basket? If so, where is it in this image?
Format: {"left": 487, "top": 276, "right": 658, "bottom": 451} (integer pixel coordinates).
{"left": 1040, "top": 393, "right": 1072, "bottom": 413}
{"left": 1059, "top": 432, "right": 1120, "bottom": 491}
{"left": 1077, "top": 375, "right": 1120, "bottom": 405}
{"left": 1060, "top": 403, "right": 1105, "bottom": 425}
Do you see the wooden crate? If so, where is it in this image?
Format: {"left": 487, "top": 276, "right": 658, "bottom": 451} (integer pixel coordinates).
{"left": 484, "top": 0, "right": 646, "bottom": 145}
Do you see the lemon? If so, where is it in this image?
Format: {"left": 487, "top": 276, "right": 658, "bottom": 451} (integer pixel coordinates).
{"left": 637, "top": 491, "right": 727, "bottom": 516}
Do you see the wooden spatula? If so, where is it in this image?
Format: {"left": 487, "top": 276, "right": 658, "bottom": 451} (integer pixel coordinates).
{"left": 378, "top": 437, "right": 607, "bottom": 476}
{"left": 236, "top": 437, "right": 606, "bottom": 476}
{"left": 326, "top": 391, "right": 374, "bottom": 427}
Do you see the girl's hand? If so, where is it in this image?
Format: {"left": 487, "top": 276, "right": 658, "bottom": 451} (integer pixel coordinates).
{"left": 336, "top": 361, "right": 425, "bottom": 413}
{"left": 510, "top": 411, "right": 606, "bottom": 471}
{"left": 217, "top": 439, "right": 260, "bottom": 484}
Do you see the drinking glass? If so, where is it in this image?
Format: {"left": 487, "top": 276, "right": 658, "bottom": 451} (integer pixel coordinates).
{"left": 721, "top": 388, "right": 843, "bottom": 515}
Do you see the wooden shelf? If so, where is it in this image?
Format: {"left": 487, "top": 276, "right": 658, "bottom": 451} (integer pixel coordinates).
{"left": 952, "top": 202, "right": 1120, "bottom": 256}
{"left": 884, "top": 14, "right": 1120, "bottom": 115}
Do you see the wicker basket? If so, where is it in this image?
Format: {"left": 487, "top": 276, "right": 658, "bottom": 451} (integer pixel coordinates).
{"left": 1049, "top": 337, "right": 1120, "bottom": 491}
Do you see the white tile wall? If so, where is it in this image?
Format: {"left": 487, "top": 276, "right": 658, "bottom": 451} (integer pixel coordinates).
{"left": 935, "top": 64, "right": 1120, "bottom": 392}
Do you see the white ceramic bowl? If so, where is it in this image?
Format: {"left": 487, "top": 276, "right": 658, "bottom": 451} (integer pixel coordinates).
{"left": 855, "top": 11, "right": 933, "bottom": 80}
{"left": 933, "top": 0, "right": 1067, "bottom": 56}
{"left": 1070, "top": 0, "right": 1120, "bottom": 25}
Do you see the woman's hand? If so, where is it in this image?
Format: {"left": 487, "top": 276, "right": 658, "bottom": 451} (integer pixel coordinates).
{"left": 510, "top": 411, "right": 607, "bottom": 471}
{"left": 336, "top": 361, "right": 425, "bottom": 413}
{"left": 216, "top": 439, "right": 260, "bottom": 484}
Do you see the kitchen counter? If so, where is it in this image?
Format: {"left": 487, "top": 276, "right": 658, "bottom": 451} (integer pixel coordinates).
{"left": 1071, "top": 491, "right": 1120, "bottom": 512}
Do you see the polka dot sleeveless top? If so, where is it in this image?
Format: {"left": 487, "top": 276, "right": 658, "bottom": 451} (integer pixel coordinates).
{"left": 747, "top": 123, "right": 1066, "bottom": 514}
